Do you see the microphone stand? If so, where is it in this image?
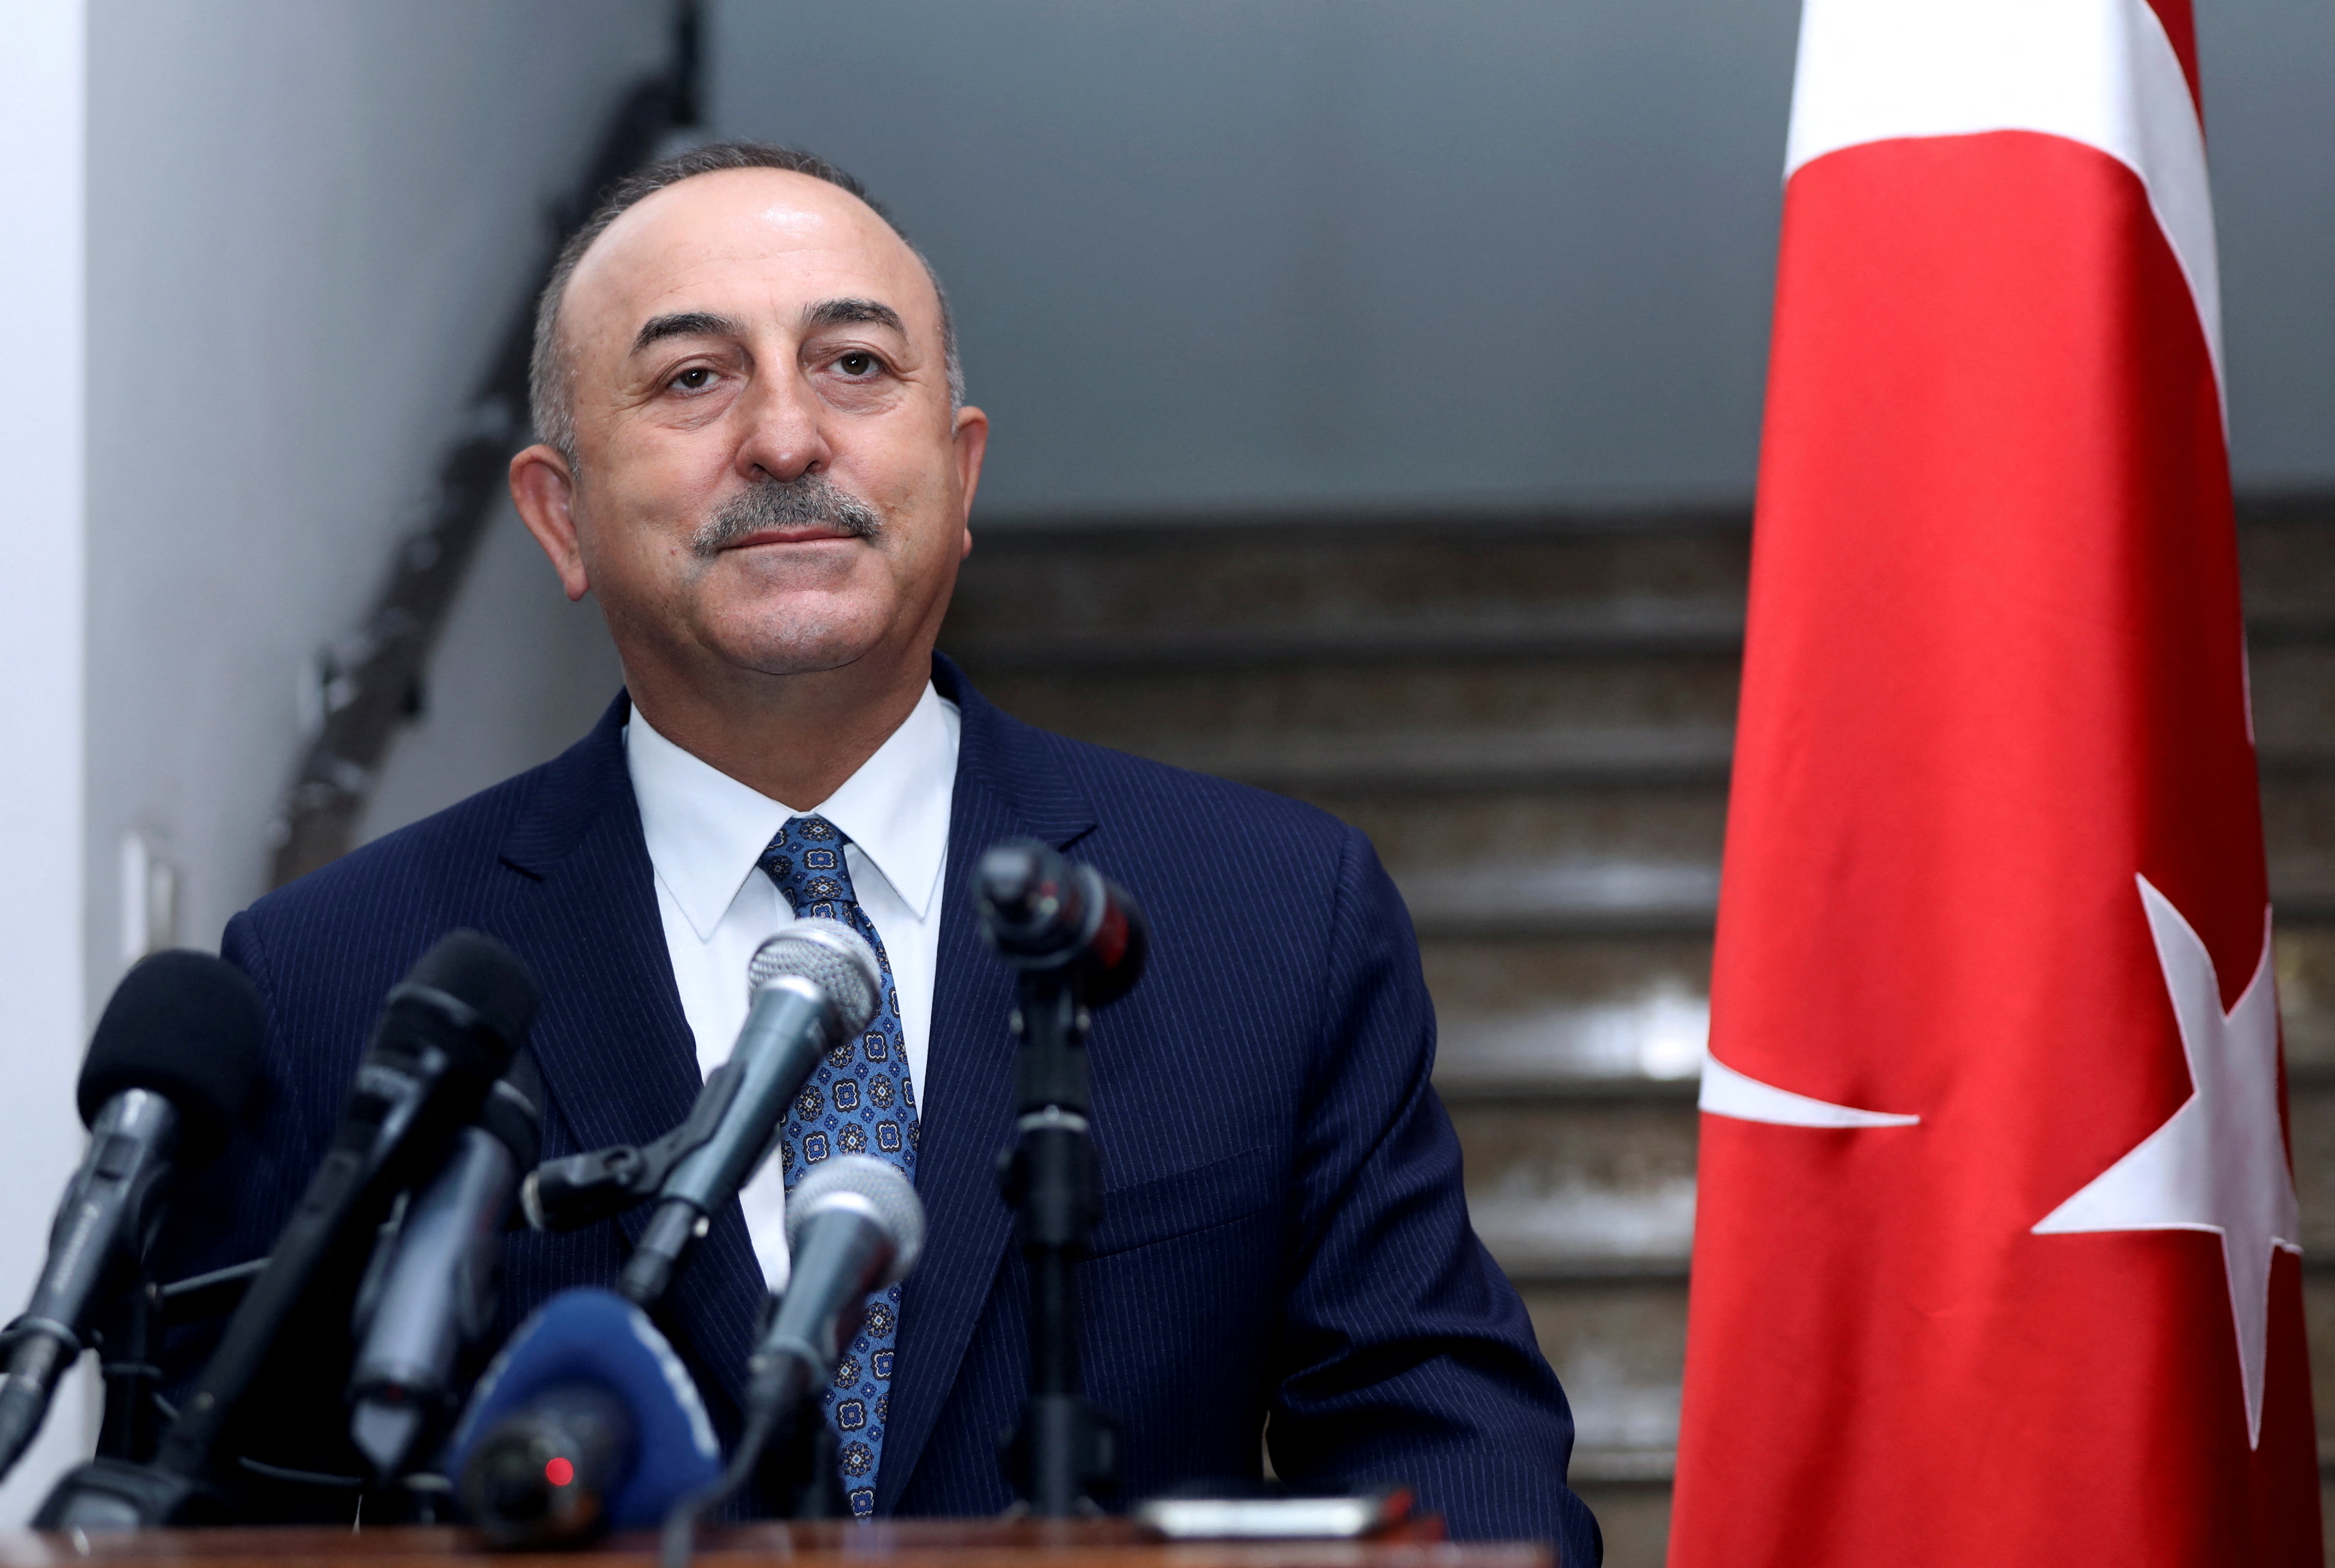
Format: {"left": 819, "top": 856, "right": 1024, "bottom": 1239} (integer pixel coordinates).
{"left": 1000, "top": 970, "right": 1117, "bottom": 1515}
{"left": 88, "top": 1258, "right": 266, "bottom": 1466}
{"left": 975, "top": 841, "right": 1147, "bottom": 1516}
{"left": 94, "top": 1274, "right": 158, "bottom": 1464}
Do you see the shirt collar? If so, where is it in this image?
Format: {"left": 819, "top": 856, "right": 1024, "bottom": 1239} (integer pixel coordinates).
{"left": 626, "top": 683, "right": 960, "bottom": 941}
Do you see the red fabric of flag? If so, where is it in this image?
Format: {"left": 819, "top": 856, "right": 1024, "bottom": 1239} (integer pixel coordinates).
{"left": 1668, "top": 2, "right": 2321, "bottom": 1561}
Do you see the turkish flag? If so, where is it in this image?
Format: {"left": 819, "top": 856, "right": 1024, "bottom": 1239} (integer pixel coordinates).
{"left": 1668, "top": 1, "right": 2321, "bottom": 1563}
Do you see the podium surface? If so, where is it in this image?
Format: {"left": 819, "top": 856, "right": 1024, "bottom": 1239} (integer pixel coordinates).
{"left": 0, "top": 1521, "right": 1552, "bottom": 1568}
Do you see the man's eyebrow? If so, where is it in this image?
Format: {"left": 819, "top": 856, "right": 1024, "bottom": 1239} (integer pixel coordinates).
{"left": 802, "top": 298, "right": 905, "bottom": 335}
{"left": 629, "top": 310, "right": 746, "bottom": 354}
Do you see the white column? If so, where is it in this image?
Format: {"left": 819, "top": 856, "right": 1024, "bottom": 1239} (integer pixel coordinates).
{"left": 0, "top": 0, "right": 95, "bottom": 1525}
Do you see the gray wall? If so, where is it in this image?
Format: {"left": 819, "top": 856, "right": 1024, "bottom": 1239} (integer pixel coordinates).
{"left": 82, "top": 0, "right": 666, "bottom": 1004}
{"left": 710, "top": 0, "right": 1803, "bottom": 518}
{"left": 0, "top": 0, "right": 93, "bottom": 1527}
{"left": 710, "top": 0, "right": 2335, "bottom": 519}
{"left": 2200, "top": 0, "right": 2335, "bottom": 492}
{"left": 360, "top": 504, "right": 624, "bottom": 845}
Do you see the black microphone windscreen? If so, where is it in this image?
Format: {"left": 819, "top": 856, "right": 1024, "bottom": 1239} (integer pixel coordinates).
{"left": 407, "top": 930, "right": 538, "bottom": 1055}
{"left": 78, "top": 950, "right": 265, "bottom": 1162}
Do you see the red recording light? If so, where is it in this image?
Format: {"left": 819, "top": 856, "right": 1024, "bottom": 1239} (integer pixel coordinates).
{"left": 544, "top": 1456, "right": 575, "bottom": 1487}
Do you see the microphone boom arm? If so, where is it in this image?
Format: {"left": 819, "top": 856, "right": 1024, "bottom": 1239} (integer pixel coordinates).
{"left": 522, "top": 1063, "right": 745, "bottom": 1232}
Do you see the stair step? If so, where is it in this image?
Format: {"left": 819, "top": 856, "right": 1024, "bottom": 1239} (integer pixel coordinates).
{"left": 1439, "top": 1074, "right": 1703, "bottom": 1107}
{"left": 949, "top": 510, "right": 2332, "bottom": 664}
{"left": 2239, "top": 499, "right": 2335, "bottom": 627}
{"left": 1495, "top": 1251, "right": 1695, "bottom": 1286}
{"left": 1329, "top": 785, "right": 1728, "bottom": 935}
{"left": 2287, "top": 1081, "right": 2335, "bottom": 1256}
{"left": 2265, "top": 775, "right": 2335, "bottom": 909}
{"left": 950, "top": 606, "right": 2335, "bottom": 672}
{"left": 966, "top": 659, "right": 1747, "bottom": 824}
{"left": 2282, "top": 929, "right": 2335, "bottom": 1067}
{"left": 1521, "top": 1280, "right": 1688, "bottom": 1449}
{"left": 949, "top": 511, "right": 1755, "bottom": 644}
{"left": 958, "top": 499, "right": 2331, "bottom": 629}
{"left": 1125, "top": 726, "right": 1736, "bottom": 794}
{"left": 956, "top": 704, "right": 2335, "bottom": 786}
{"left": 2255, "top": 646, "right": 2335, "bottom": 760}
{"left": 1425, "top": 936, "right": 1713, "bottom": 1085}
{"left": 963, "top": 648, "right": 2324, "bottom": 795}
{"left": 946, "top": 605, "right": 1749, "bottom": 671}
{"left": 2311, "top": 1278, "right": 2335, "bottom": 1425}
{"left": 1454, "top": 1101, "right": 1699, "bottom": 1276}
{"left": 1405, "top": 873, "right": 1721, "bottom": 939}
{"left": 1567, "top": 1448, "right": 1680, "bottom": 1486}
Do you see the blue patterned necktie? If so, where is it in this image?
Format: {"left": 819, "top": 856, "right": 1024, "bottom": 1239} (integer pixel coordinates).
{"left": 758, "top": 814, "right": 920, "bottom": 1518}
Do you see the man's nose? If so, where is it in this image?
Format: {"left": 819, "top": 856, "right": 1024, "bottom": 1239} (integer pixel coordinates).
{"left": 733, "top": 365, "right": 831, "bottom": 483}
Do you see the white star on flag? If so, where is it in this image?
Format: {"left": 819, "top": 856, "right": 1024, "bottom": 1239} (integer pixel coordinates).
{"left": 2034, "top": 873, "right": 2298, "bottom": 1446}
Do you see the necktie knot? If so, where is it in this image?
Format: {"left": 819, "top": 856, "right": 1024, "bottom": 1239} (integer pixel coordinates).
{"left": 761, "top": 815, "right": 859, "bottom": 917}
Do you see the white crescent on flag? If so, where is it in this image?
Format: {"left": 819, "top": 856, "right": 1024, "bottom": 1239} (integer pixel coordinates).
{"left": 1786, "top": 0, "right": 2220, "bottom": 401}
{"left": 1698, "top": 1056, "right": 1919, "bottom": 1127}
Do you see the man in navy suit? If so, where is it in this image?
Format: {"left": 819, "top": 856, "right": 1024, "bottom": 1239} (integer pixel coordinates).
{"left": 158, "top": 143, "right": 1598, "bottom": 1561}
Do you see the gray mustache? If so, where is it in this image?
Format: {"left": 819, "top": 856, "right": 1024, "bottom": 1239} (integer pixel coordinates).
{"left": 690, "top": 474, "right": 883, "bottom": 557}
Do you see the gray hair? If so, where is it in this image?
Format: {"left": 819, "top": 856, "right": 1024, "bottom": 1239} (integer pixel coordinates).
{"left": 527, "top": 141, "right": 964, "bottom": 464}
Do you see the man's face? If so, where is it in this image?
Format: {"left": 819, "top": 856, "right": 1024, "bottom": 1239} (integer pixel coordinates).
{"left": 535, "top": 168, "right": 984, "bottom": 683}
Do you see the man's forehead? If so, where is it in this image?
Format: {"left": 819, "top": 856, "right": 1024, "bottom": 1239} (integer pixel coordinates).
{"left": 568, "top": 168, "right": 929, "bottom": 344}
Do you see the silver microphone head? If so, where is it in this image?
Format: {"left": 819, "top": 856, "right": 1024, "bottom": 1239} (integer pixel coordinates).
{"left": 784, "top": 1154, "right": 925, "bottom": 1288}
{"left": 748, "top": 920, "right": 883, "bottom": 1039}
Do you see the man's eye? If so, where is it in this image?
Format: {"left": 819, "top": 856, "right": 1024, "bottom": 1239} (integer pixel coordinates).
{"left": 835, "top": 352, "right": 880, "bottom": 377}
{"left": 671, "top": 366, "right": 716, "bottom": 392}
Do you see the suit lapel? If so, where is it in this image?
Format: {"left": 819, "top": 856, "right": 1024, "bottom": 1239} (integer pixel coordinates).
{"left": 492, "top": 693, "right": 767, "bottom": 1423}
{"left": 879, "top": 657, "right": 1095, "bottom": 1509}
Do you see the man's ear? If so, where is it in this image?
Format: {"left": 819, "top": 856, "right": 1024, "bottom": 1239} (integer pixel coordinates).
{"left": 510, "top": 444, "right": 591, "bottom": 601}
{"left": 952, "top": 405, "right": 989, "bottom": 559}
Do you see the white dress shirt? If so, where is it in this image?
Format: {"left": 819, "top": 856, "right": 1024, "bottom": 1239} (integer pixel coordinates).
{"left": 625, "top": 683, "right": 960, "bottom": 1292}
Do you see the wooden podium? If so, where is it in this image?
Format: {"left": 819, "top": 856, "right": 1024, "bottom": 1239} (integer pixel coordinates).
{"left": 0, "top": 1521, "right": 1553, "bottom": 1568}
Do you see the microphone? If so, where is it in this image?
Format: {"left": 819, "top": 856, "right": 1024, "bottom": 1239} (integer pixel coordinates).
{"left": 659, "top": 1157, "right": 924, "bottom": 1567}
{"left": 746, "top": 1154, "right": 925, "bottom": 1426}
{"left": 606, "top": 921, "right": 882, "bottom": 1308}
{"left": 447, "top": 1288, "right": 720, "bottom": 1546}
{"left": 347, "top": 1051, "right": 546, "bottom": 1480}
{"left": 0, "top": 953, "right": 265, "bottom": 1482}
{"left": 37, "top": 930, "right": 536, "bottom": 1530}
{"left": 974, "top": 842, "right": 1148, "bottom": 1006}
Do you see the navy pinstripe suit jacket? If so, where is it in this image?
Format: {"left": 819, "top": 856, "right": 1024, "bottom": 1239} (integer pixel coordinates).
{"left": 155, "top": 655, "right": 1598, "bottom": 1562}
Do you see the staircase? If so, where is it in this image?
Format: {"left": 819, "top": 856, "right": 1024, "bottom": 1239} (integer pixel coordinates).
{"left": 938, "top": 501, "right": 2335, "bottom": 1566}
